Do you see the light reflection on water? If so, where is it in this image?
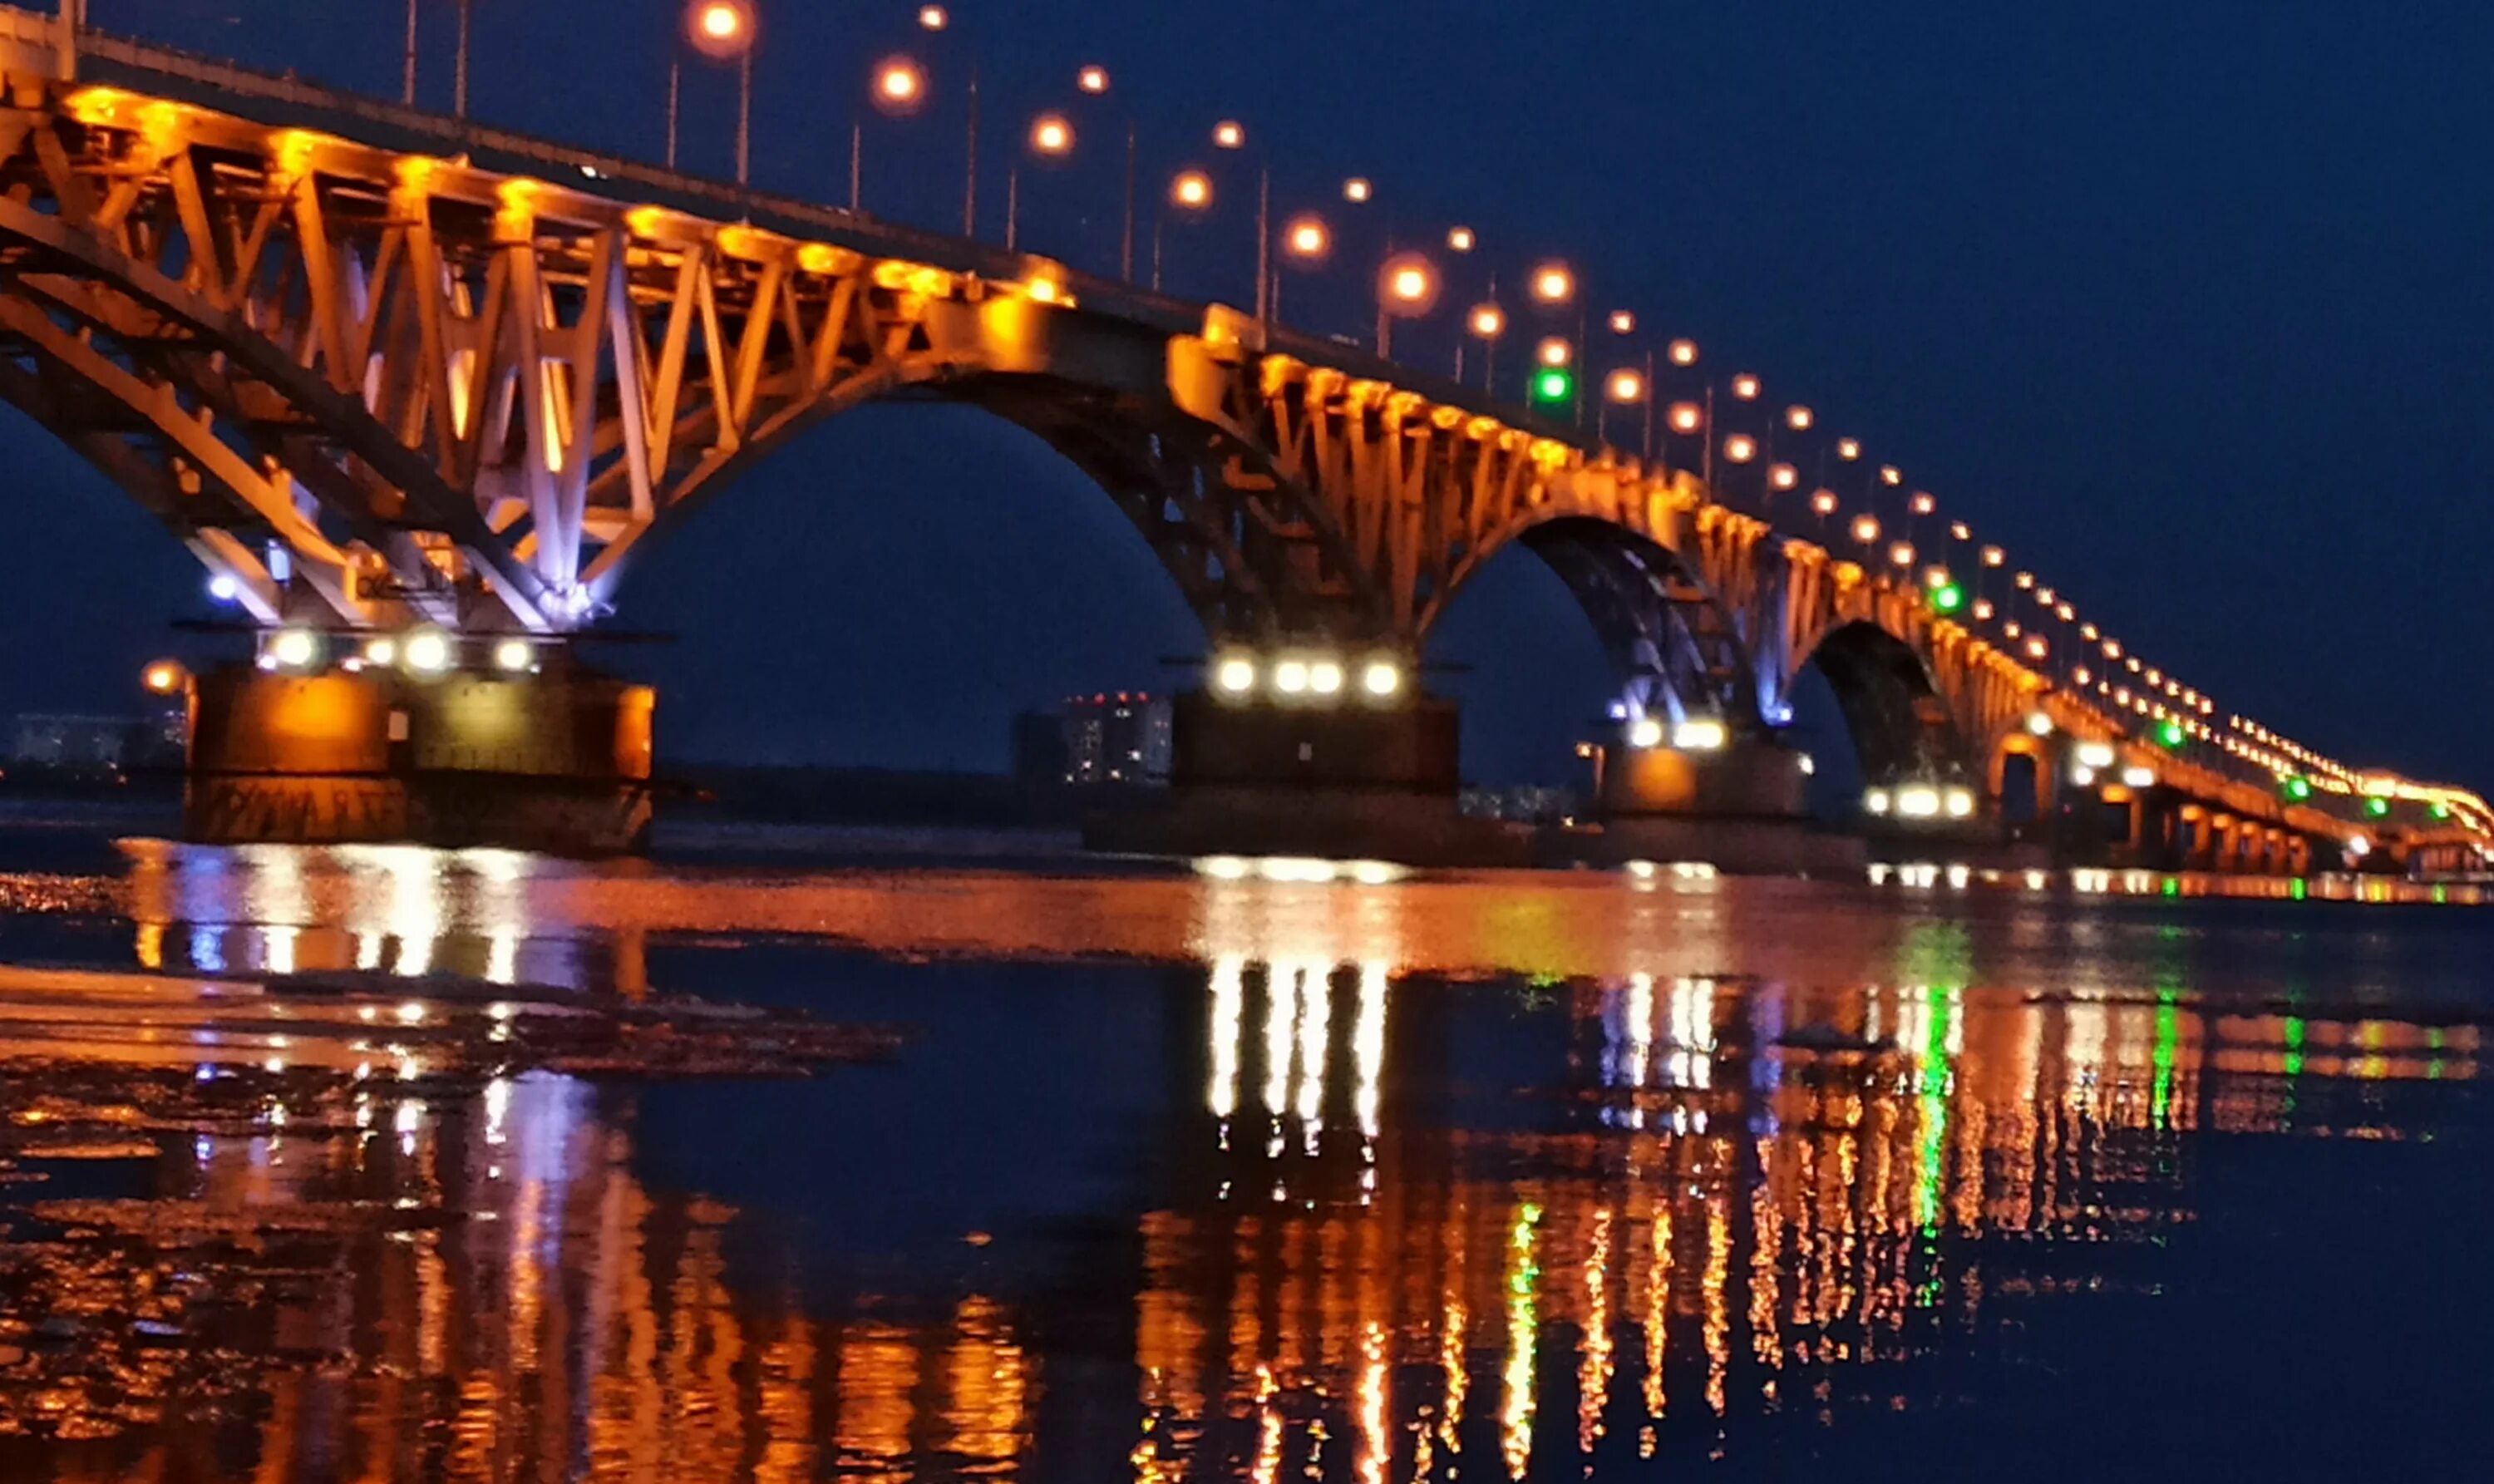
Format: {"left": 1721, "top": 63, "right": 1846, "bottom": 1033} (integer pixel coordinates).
{"left": 0, "top": 841, "right": 2481, "bottom": 1479}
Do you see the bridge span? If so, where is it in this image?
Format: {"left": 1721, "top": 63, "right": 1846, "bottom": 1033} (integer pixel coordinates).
{"left": 0, "top": 9, "right": 2483, "bottom": 873}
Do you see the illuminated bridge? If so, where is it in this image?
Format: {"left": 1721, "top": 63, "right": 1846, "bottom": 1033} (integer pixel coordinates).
{"left": 0, "top": 9, "right": 2484, "bottom": 870}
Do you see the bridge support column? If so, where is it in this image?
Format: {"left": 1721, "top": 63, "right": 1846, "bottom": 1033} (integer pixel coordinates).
{"left": 1086, "top": 688, "right": 1495, "bottom": 861}
{"left": 1592, "top": 732, "right": 1858, "bottom": 874}
{"left": 184, "top": 660, "right": 655, "bottom": 855}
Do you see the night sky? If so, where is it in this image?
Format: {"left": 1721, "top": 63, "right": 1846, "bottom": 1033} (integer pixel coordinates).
{"left": 9, "top": 1, "right": 2489, "bottom": 787}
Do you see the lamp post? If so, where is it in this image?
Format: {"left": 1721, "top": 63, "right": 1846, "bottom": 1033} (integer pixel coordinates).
{"left": 1007, "top": 111, "right": 1075, "bottom": 252}
{"left": 1153, "top": 168, "right": 1214, "bottom": 290}
{"left": 1375, "top": 250, "right": 1439, "bottom": 359}
{"left": 682, "top": 1, "right": 757, "bottom": 188}
{"left": 1273, "top": 212, "right": 1329, "bottom": 323}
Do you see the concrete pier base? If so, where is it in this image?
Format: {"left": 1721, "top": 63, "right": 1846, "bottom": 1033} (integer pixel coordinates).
{"left": 1085, "top": 689, "right": 1501, "bottom": 862}
{"left": 184, "top": 663, "right": 656, "bottom": 855}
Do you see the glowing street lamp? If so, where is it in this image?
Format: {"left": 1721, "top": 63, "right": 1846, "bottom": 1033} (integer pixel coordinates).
{"left": 1028, "top": 111, "right": 1073, "bottom": 155}
{"left": 1730, "top": 372, "right": 1759, "bottom": 401}
{"left": 1606, "top": 368, "right": 1645, "bottom": 402}
{"left": 1212, "top": 120, "right": 1245, "bottom": 150}
{"left": 1851, "top": 513, "right": 1880, "bottom": 545}
{"left": 1076, "top": 63, "right": 1108, "bottom": 94}
{"left": 1447, "top": 225, "right": 1476, "bottom": 253}
{"left": 873, "top": 57, "right": 925, "bottom": 114}
{"left": 917, "top": 4, "right": 947, "bottom": 28}
{"left": 1469, "top": 303, "right": 1506, "bottom": 338}
{"left": 1608, "top": 309, "right": 1636, "bottom": 335}
{"left": 1284, "top": 214, "right": 1330, "bottom": 261}
{"left": 1342, "top": 176, "right": 1373, "bottom": 203}
{"left": 1667, "top": 338, "right": 1698, "bottom": 367}
{"left": 1169, "top": 169, "right": 1212, "bottom": 210}
{"left": 1723, "top": 433, "right": 1757, "bottom": 463}
{"left": 683, "top": 0, "right": 758, "bottom": 186}
{"left": 1529, "top": 261, "right": 1575, "bottom": 305}
{"left": 1375, "top": 251, "right": 1439, "bottom": 353}
{"left": 1535, "top": 336, "right": 1572, "bottom": 367}
{"left": 1836, "top": 437, "right": 1861, "bottom": 461}
{"left": 1785, "top": 405, "right": 1812, "bottom": 431}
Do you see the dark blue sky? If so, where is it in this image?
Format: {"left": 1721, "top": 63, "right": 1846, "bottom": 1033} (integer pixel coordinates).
{"left": 12, "top": 1, "right": 2490, "bottom": 786}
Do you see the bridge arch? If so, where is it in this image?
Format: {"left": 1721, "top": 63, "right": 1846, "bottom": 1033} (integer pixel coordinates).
{"left": 1511, "top": 516, "right": 1762, "bottom": 733}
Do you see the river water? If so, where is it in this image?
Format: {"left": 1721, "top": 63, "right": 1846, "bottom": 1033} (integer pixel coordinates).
{"left": 0, "top": 834, "right": 2482, "bottom": 1480}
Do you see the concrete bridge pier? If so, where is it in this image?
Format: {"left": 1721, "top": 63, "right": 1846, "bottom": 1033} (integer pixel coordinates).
{"left": 183, "top": 652, "right": 656, "bottom": 855}
{"left": 1590, "top": 727, "right": 1860, "bottom": 874}
{"left": 1082, "top": 680, "right": 1503, "bottom": 861}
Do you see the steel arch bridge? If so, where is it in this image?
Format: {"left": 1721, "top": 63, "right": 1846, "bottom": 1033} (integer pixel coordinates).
{"left": 0, "top": 14, "right": 2484, "bottom": 865}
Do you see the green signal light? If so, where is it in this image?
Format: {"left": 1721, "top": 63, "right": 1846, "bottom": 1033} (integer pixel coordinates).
{"left": 2363, "top": 796, "right": 2389, "bottom": 818}
{"left": 2281, "top": 776, "right": 2312, "bottom": 801}
{"left": 2430, "top": 802, "right": 2452, "bottom": 821}
{"left": 1530, "top": 367, "right": 1573, "bottom": 404}
{"left": 2155, "top": 720, "right": 2186, "bottom": 749}
{"left": 1927, "top": 582, "right": 1965, "bottom": 615}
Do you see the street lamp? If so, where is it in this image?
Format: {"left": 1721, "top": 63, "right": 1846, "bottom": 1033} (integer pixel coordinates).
{"left": 1600, "top": 367, "right": 1646, "bottom": 452}
{"left": 1343, "top": 176, "right": 1373, "bottom": 203}
{"left": 1608, "top": 309, "right": 1636, "bottom": 335}
{"left": 1376, "top": 250, "right": 1438, "bottom": 356}
{"left": 999, "top": 112, "right": 1076, "bottom": 252}
{"left": 681, "top": 0, "right": 757, "bottom": 187}
{"left": 918, "top": 4, "right": 947, "bottom": 27}
{"left": 1151, "top": 169, "right": 1214, "bottom": 289}
{"left": 1077, "top": 63, "right": 1108, "bottom": 94}
{"left": 1447, "top": 225, "right": 1476, "bottom": 253}
{"left": 1213, "top": 120, "right": 1245, "bottom": 150}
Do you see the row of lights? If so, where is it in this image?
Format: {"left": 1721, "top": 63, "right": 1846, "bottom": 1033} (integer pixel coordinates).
{"left": 1863, "top": 783, "right": 1979, "bottom": 821}
{"left": 458, "top": 3, "right": 2458, "bottom": 831}
{"left": 249, "top": 627, "right": 545, "bottom": 679}
{"left": 1210, "top": 651, "right": 1403, "bottom": 704}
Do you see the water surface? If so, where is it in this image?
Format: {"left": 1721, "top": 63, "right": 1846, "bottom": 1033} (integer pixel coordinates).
{"left": 0, "top": 839, "right": 2482, "bottom": 1480}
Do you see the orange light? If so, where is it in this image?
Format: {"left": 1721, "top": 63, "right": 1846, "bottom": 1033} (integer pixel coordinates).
{"left": 1468, "top": 302, "right": 1506, "bottom": 338}
{"left": 1169, "top": 169, "right": 1212, "bottom": 210}
{"left": 1447, "top": 225, "right": 1476, "bottom": 253}
{"left": 1606, "top": 368, "right": 1645, "bottom": 403}
{"left": 140, "top": 658, "right": 185, "bottom": 695}
{"left": 1077, "top": 64, "right": 1108, "bottom": 94}
{"left": 1981, "top": 545, "right": 2004, "bottom": 567}
{"left": 1284, "top": 214, "right": 1329, "bottom": 259}
{"left": 1342, "top": 176, "right": 1373, "bottom": 203}
{"left": 1879, "top": 464, "right": 1901, "bottom": 486}
{"left": 1029, "top": 112, "right": 1073, "bottom": 156}
{"left": 1785, "top": 404, "right": 1812, "bottom": 431}
{"left": 1730, "top": 372, "right": 1759, "bottom": 401}
{"left": 1836, "top": 437, "right": 1860, "bottom": 460}
{"left": 1889, "top": 540, "right": 1915, "bottom": 568}
{"left": 1723, "top": 433, "right": 1757, "bottom": 463}
{"left": 917, "top": 4, "right": 947, "bottom": 29}
{"left": 1379, "top": 252, "right": 1438, "bottom": 313}
{"left": 1529, "top": 261, "right": 1574, "bottom": 304}
{"left": 1810, "top": 489, "right": 1838, "bottom": 516}
{"left": 873, "top": 57, "right": 925, "bottom": 112}
{"left": 1767, "top": 461, "right": 1797, "bottom": 490}
{"left": 1667, "top": 401, "right": 1703, "bottom": 433}
{"left": 1213, "top": 120, "right": 1245, "bottom": 150}
{"left": 1608, "top": 309, "right": 1635, "bottom": 335}
{"left": 1910, "top": 491, "right": 1935, "bottom": 515}
{"left": 687, "top": 0, "right": 752, "bottom": 54}
{"left": 1949, "top": 520, "right": 1971, "bottom": 540}
{"left": 1666, "top": 338, "right": 1698, "bottom": 367}
{"left": 1535, "top": 336, "right": 1572, "bottom": 367}
{"left": 1851, "top": 514, "right": 1880, "bottom": 544}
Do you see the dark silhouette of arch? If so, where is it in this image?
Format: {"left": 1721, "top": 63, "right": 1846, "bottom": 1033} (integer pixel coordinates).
{"left": 1800, "top": 620, "right": 1973, "bottom": 784}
